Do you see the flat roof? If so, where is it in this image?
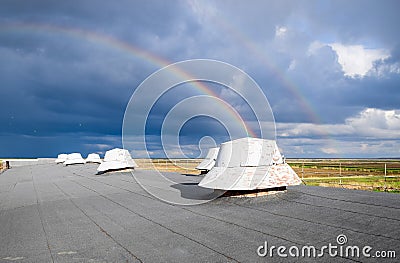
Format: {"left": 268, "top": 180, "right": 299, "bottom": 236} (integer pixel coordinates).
{"left": 0, "top": 164, "right": 398, "bottom": 262}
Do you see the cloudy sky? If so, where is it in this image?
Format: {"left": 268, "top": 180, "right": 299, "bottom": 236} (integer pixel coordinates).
{"left": 0, "top": 0, "right": 399, "bottom": 158}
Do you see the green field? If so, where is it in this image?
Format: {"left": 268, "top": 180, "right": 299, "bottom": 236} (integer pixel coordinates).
{"left": 303, "top": 176, "right": 400, "bottom": 193}
{"left": 287, "top": 159, "right": 400, "bottom": 193}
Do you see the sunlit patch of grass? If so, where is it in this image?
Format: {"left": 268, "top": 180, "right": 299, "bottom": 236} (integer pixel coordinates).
{"left": 134, "top": 159, "right": 201, "bottom": 175}
{"left": 303, "top": 176, "right": 400, "bottom": 193}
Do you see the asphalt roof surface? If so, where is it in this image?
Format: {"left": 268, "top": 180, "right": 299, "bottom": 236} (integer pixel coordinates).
{"left": 0, "top": 163, "right": 399, "bottom": 262}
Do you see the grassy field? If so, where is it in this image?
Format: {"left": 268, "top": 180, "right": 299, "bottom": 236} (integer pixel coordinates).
{"left": 133, "top": 158, "right": 400, "bottom": 193}
{"left": 288, "top": 159, "right": 400, "bottom": 193}
{"left": 303, "top": 176, "right": 400, "bottom": 193}
{"left": 134, "top": 159, "right": 200, "bottom": 174}
{"left": 288, "top": 159, "right": 400, "bottom": 177}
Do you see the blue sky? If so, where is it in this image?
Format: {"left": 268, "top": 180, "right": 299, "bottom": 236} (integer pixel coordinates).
{"left": 0, "top": 0, "right": 399, "bottom": 158}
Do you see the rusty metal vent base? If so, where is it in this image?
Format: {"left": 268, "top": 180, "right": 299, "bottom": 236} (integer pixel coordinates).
{"left": 222, "top": 186, "right": 287, "bottom": 197}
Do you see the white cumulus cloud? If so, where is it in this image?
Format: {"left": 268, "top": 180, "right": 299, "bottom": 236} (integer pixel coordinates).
{"left": 277, "top": 108, "right": 400, "bottom": 139}
{"left": 329, "top": 43, "right": 390, "bottom": 78}
{"left": 346, "top": 108, "right": 400, "bottom": 137}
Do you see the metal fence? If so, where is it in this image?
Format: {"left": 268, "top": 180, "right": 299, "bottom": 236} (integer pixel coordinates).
{"left": 287, "top": 159, "right": 400, "bottom": 177}
{"left": 287, "top": 159, "right": 400, "bottom": 192}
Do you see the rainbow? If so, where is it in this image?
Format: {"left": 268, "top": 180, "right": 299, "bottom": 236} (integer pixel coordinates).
{"left": 212, "top": 17, "right": 322, "bottom": 122}
{"left": 0, "top": 22, "right": 259, "bottom": 138}
{"left": 209, "top": 13, "right": 338, "bottom": 154}
{"left": 3, "top": 20, "right": 339, "bottom": 145}
{"left": 184, "top": 80, "right": 259, "bottom": 138}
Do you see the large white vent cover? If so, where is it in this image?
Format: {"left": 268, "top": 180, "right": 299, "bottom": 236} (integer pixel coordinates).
{"left": 64, "top": 153, "right": 85, "bottom": 166}
{"left": 55, "top": 154, "right": 68, "bottom": 164}
{"left": 86, "top": 153, "right": 102, "bottom": 164}
{"left": 97, "top": 148, "right": 138, "bottom": 172}
{"left": 198, "top": 137, "right": 301, "bottom": 190}
{"left": 196, "top": 147, "right": 220, "bottom": 171}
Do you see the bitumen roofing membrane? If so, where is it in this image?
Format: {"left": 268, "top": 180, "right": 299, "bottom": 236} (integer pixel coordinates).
{"left": 0, "top": 163, "right": 398, "bottom": 262}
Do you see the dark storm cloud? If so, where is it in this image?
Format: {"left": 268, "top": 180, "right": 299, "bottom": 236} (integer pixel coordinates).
{"left": 0, "top": 0, "right": 202, "bottom": 157}
{"left": 0, "top": 38, "right": 137, "bottom": 134}
{"left": 301, "top": 0, "right": 400, "bottom": 46}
